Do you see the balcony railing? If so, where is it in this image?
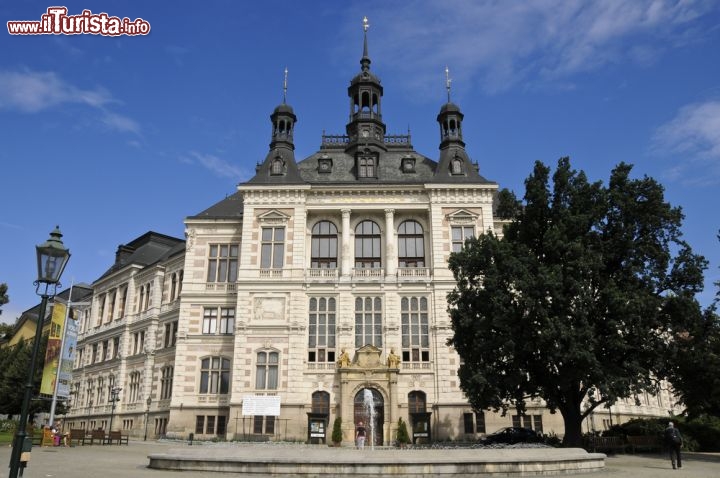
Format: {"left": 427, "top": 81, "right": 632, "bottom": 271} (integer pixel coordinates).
{"left": 307, "top": 268, "right": 338, "bottom": 279}
{"left": 205, "top": 282, "right": 237, "bottom": 292}
{"left": 259, "top": 269, "right": 283, "bottom": 279}
{"left": 307, "top": 362, "right": 337, "bottom": 371}
{"left": 397, "top": 267, "right": 430, "bottom": 279}
{"left": 352, "top": 268, "right": 384, "bottom": 279}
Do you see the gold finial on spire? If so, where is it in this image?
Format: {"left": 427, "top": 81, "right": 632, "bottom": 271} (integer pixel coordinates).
{"left": 445, "top": 66, "right": 452, "bottom": 103}
{"left": 363, "top": 16, "right": 369, "bottom": 32}
{"left": 283, "top": 67, "right": 288, "bottom": 103}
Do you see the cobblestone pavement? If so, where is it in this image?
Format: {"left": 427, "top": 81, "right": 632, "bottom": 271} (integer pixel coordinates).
{"left": 1, "top": 441, "right": 718, "bottom": 478}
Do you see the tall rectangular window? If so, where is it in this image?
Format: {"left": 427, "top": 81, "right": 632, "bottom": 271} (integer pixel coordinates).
{"left": 207, "top": 245, "right": 239, "bottom": 282}
{"left": 260, "top": 227, "right": 285, "bottom": 269}
{"left": 195, "top": 416, "right": 205, "bottom": 434}
{"left": 164, "top": 321, "right": 178, "bottom": 347}
{"left": 219, "top": 308, "right": 235, "bottom": 334}
{"left": 401, "top": 297, "right": 430, "bottom": 362}
{"left": 308, "top": 298, "right": 336, "bottom": 363}
{"left": 205, "top": 416, "right": 216, "bottom": 434}
{"left": 354, "top": 297, "right": 382, "bottom": 348}
{"left": 256, "top": 351, "right": 279, "bottom": 390}
{"left": 202, "top": 308, "right": 217, "bottom": 334}
{"left": 217, "top": 415, "right": 227, "bottom": 435}
{"left": 160, "top": 366, "right": 174, "bottom": 400}
{"left": 451, "top": 226, "right": 475, "bottom": 253}
{"left": 200, "top": 357, "right": 230, "bottom": 394}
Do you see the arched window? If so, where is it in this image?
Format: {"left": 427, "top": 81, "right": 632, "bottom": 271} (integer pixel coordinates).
{"left": 271, "top": 157, "right": 284, "bottom": 175}
{"left": 256, "top": 351, "right": 279, "bottom": 390}
{"left": 451, "top": 157, "right": 463, "bottom": 175}
{"left": 354, "top": 220, "right": 381, "bottom": 268}
{"left": 311, "top": 221, "right": 338, "bottom": 268}
{"left": 170, "top": 273, "right": 177, "bottom": 301}
{"left": 312, "top": 391, "right": 330, "bottom": 415}
{"left": 398, "top": 220, "right": 425, "bottom": 267}
{"left": 408, "top": 391, "right": 427, "bottom": 413}
{"left": 200, "top": 357, "right": 230, "bottom": 394}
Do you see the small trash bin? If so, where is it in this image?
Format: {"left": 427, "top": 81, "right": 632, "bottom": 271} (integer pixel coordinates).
{"left": 53, "top": 435, "right": 61, "bottom": 446}
{"left": 188, "top": 433, "right": 194, "bottom": 445}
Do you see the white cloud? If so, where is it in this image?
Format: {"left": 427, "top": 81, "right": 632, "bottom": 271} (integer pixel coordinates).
{"left": 0, "top": 70, "right": 112, "bottom": 112}
{"left": 362, "top": 0, "right": 717, "bottom": 94}
{"left": 102, "top": 112, "right": 141, "bottom": 134}
{"left": 652, "top": 99, "right": 720, "bottom": 184}
{"left": 186, "top": 152, "right": 249, "bottom": 180}
{"left": 0, "top": 69, "right": 140, "bottom": 135}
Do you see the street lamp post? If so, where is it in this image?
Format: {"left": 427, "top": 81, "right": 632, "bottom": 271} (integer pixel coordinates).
{"left": 8, "top": 227, "right": 70, "bottom": 478}
{"left": 144, "top": 397, "right": 152, "bottom": 441}
{"left": 108, "top": 387, "right": 122, "bottom": 432}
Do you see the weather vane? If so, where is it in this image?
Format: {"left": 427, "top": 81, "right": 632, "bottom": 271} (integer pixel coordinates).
{"left": 445, "top": 66, "right": 452, "bottom": 102}
{"left": 363, "top": 16, "right": 369, "bottom": 32}
{"left": 283, "top": 67, "right": 288, "bottom": 103}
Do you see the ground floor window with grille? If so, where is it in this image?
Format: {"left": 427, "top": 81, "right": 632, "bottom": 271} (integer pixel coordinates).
{"left": 401, "top": 297, "right": 430, "bottom": 362}
{"left": 253, "top": 416, "right": 276, "bottom": 435}
{"left": 195, "top": 415, "right": 228, "bottom": 435}
{"left": 463, "top": 411, "right": 486, "bottom": 434}
{"left": 512, "top": 414, "right": 543, "bottom": 433}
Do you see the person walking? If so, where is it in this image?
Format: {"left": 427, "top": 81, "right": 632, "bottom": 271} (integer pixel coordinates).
{"left": 355, "top": 421, "right": 366, "bottom": 449}
{"left": 664, "top": 421, "right": 683, "bottom": 469}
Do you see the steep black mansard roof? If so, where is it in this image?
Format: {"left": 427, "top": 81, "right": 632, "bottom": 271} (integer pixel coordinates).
{"left": 98, "top": 231, "right": 185, "bottom": 280}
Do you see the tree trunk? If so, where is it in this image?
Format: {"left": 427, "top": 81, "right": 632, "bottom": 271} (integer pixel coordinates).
{"left": 559, "top": 404, "right": 584, "bottom": 447}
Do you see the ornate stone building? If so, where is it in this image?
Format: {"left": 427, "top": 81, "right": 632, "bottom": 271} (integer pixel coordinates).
{"left": 66, "top": 22, "right": 679, "bottom": 444}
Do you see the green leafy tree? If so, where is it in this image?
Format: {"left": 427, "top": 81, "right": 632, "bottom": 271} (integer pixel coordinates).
{"left": 667, "top": 233, "right": 720, "bottom": 418}
{"left": 0, "top": 334, "right": 49, "bottom": 419}
{"left": 0, "top": 282, "right": 8, "bottom": 315}
{"left": 396, "top": 417, "right": 410, "bottom": 446}
{"left": 448, "top": 158, "right": 706, "bottom": 447}
{"left": 331, "top": 417, "right": 343, "bottom": 445}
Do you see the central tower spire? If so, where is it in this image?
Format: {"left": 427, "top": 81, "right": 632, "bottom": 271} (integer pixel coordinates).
{"left": 346, "top": 16, "right": 386, "bottom": 152}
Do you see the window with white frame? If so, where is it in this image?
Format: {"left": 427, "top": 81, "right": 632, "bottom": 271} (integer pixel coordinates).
{"left": 202, "top": 308, "right": 217, "bottom": 334}
{"left": 355, "top": 297, "right": 382, "bottom": 348}
{"left": 398, "top": 220, "right": 425, "bottom": 267}
{"left": 132, "top": 330, "right": 145, "bottom": 355}
{"left": 219, "top": 308, "right": 235, "bottom": 334}
{"left": 354, "top": 220, "right": 381, "bottom": 268}
{"left": 401, "top": 297, "right": 430, "bottom": 362}
{"left": 117, "top": 285, "right": 127, "bottom": 318}
{"left": 308, "top": 298, "right": 336, "bottom": 363}
{"left": 260, "top": 227, "right": 285, "bottom": 269}
{"left": 451, "top": 225, "right": 475, "bottom": 253}
{"left": 207, "top": 245, "right": 239, "bottom": 282}
{"left": 311, "top": 221, "right": 338, "bottom": 268}
{"left": 200, "top": 357, "right": 230, "bottom": 394}
{"left": 255, "top": 351, "right": 279, "bottom": 390}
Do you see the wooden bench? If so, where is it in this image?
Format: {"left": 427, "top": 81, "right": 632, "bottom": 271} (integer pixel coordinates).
{"left": 68, "top": 429, "right": 87, "bottom": 446}
{"left": 106, "top": 430, "right": 129, "bottom": 445}
{"left": 587, "top": 436, "right": 627, "bottom": 454}
{"left": 627, "top": 435, "right": 662, "bottom": 453}
{"left": 88, "top": 429, "right": 107, "bottom": 445}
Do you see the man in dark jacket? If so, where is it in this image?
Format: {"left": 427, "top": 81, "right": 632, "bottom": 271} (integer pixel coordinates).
{"left": 664, "top": 421, "right": 683, "bottom": 469}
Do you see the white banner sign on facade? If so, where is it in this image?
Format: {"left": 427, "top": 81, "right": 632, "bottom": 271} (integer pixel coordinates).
{"left": 242, "top": 395, "right": 281, "bottom": 416}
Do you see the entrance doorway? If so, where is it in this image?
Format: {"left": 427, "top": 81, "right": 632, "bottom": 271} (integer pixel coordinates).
{"left": 353, "top": 388, "right": 384, "bottom": 446}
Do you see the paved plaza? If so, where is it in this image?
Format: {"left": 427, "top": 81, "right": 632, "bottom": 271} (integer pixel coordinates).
{"left": 1, "top": 440, "right": 719, "bottom": 477}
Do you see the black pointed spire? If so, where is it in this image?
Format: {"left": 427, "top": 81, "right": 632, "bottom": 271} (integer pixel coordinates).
{"left": 361, "top": 16, "right": 371, "bottom": 72}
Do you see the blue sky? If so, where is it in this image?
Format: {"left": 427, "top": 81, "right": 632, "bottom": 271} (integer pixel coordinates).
{"left": 1, "top": 0, "right": 719, "bottom": 322}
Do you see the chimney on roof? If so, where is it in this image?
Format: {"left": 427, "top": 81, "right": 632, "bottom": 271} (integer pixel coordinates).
{"left": 115, "top": 244, "right": 135, "bottom": 266}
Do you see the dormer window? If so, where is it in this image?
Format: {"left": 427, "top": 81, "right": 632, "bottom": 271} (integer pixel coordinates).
{"left": 318, "top": 156, "right": 333, "bottom": 174}
{"left": 358, "top": 154, "right": 377, "bottom": 178}
{"left": 451, "top": 154, "right": 465, "bottom": 175}
{"left": 271, "top": 156, "right": 285, "bottom": 175}
{"left": 401, "top": 156, "right": 416, "bottom": 173}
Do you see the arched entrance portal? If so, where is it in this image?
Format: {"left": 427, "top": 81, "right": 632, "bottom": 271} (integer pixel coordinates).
{"left": 353, "top": 388, "right": 384, "bottom": 446}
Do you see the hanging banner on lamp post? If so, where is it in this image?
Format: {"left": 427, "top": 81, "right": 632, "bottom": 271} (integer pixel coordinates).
{"left": 57, "top": 309, "right": 77, "bottom": 398}
{"left": 40, "top": 302, "right": 66, "bottom": 396}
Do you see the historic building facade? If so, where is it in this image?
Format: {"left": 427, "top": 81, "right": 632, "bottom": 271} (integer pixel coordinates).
{"left": 65, "top": 24, "right": 679, "bottom": 443}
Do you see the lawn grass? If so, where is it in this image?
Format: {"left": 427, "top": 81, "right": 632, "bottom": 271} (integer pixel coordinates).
{"left": 0, "top": 430, "right": 15, "bottom": 445}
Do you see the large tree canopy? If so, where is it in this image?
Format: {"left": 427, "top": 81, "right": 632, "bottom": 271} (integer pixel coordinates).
{"left": 447, "top": 158, "right": 706, "bottom": 446}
